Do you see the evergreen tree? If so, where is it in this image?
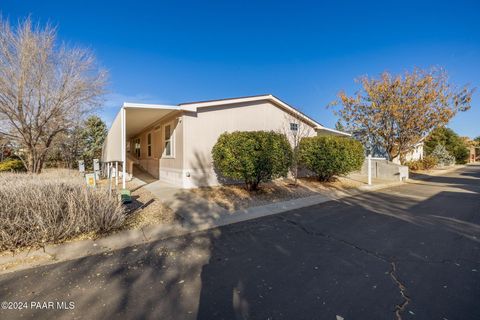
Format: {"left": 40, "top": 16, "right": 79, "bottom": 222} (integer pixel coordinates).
{"left": 81, "top": 116, "right": 107, "bottom": 168}
{"left": 425, "top": 127, "right": 469, "bottom": 164}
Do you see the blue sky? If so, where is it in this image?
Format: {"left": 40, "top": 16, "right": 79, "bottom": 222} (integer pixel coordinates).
{"left": 2, "top": 0, "right": 479, "bottom": 137}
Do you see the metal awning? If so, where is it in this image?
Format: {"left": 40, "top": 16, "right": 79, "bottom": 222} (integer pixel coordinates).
{"left": 102, "top": 103, "right": 182, "bottom": 188}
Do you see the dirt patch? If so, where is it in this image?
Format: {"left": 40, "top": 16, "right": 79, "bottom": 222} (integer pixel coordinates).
{"left": 0, "top": 254, "right": 53, "bottom": 273}
{"left": 122, "top": 181, "right": 176, "bottom": 229}
{"left": 190, "top": 176, "right": 363, "bottom": 212}
{"left": 91, "top": 179, "right": 176, "bottom": 229}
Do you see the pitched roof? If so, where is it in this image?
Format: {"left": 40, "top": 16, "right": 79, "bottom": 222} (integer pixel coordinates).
{"left": 121, "top": 94, "right": 350, "bottom": 136}
{"left": 179, "top": 94, "right": 324, "bottom": 128}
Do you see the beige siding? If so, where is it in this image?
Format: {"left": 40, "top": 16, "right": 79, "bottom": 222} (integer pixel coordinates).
{"left": 182, "top": 100, "right": 317, "bottom": 187}
{"left": 130, "top": 112, "right": 184, "bottom": 182}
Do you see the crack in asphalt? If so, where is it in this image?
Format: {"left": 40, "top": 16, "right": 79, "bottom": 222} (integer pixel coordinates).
{"left": 389, "top": 261, "right": 411, "bottom": 320}
{"left": 395, "top": 257, "right": 480, "bottom": 266}
{"left": 278, "top": 216, "right": 411, "bottom": 320}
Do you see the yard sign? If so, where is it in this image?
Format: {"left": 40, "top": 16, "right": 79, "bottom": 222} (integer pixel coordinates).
{"left": 85, "top": 173, "right": 96, "bottom": 188}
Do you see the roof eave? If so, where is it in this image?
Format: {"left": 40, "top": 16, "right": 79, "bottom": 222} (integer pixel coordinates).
{"left": 315, "top": 126, "right": 352, "bottom": 136}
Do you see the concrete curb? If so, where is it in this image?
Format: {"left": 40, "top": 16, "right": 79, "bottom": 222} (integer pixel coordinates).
{"left": 0, "top": 179, "right": 407, "bottom": 275}
{"left": 409, "top": 165, "right": 466, "bottom": 181}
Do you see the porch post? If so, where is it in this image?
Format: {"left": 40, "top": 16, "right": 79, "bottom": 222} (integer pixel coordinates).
{"left": 115, "top": 161, "right": 118, "bottom": 186}
{"left": 121, "top": 107, "right": 126, "bottom": 189}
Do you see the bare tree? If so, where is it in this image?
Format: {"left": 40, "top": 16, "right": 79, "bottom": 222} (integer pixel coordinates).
{"left": 282, "top": 112, "right": 313, "bottom": 185}
{"left": 0, "top": 17, "right": 107, "bottom": 173}
{"left": 0, "top": 134, "right": 10, "bottom": 162}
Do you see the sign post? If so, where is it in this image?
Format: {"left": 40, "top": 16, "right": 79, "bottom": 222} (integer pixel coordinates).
{"left": 78, "top": 160, "right": 85, "bottom": 175}
{"left": 93, "top": 159, "right": 100, "bottom": 180}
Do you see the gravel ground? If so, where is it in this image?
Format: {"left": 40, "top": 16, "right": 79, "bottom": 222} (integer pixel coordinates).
{"left": 190, "top": 176, "right": 363, "bottom": 212}
{"left": 94, "top": 178, "right": 176, "bottom": 229}
{"left": 122, "top": 181, "right": 176, "bottom": 229}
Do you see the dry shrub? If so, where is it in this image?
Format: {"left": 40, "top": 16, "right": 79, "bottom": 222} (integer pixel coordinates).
{"left": 0, "top": 170, "right": 125, "bottom": 252}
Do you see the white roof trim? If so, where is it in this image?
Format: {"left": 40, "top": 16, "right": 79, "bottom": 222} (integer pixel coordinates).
{"left": 122, "top": 102, "right": 197, "bottom": 112}
{"left": 122, "top": 102, "right": 181, "bottom": 110}
{"left": 121, "top": 96, "right": 351, "bottom": 136}
{"left": 315, "top": 126, "right": 351, "bottom": 136}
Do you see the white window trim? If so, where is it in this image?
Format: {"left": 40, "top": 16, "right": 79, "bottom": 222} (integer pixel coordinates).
{"left": 134, "top": 138, "right": 141, "bottom": 159}
{"left": 147, "top": 132, "right": 152, "bottom": 158}
{"left": 162, "top": 122, "right": 175, "bottom": 159}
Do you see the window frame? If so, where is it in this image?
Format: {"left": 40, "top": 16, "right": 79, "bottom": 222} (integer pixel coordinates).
{"left": 147, "top": 132, "right": 152, "bottom": 157}
{"left": 162, "top": 122, "right": 175, "bottom": 158}
{"left": 134, "top": 138, "right": 141, "bottom": 159}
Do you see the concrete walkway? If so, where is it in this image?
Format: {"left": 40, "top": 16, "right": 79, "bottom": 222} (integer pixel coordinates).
{"left": 141, "top": 179, "right": 230, "bottom": 227}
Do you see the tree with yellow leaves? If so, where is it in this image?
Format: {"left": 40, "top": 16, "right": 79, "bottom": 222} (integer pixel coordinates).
{"left": 331, "top": 68, "right": 474, "bottom": 163}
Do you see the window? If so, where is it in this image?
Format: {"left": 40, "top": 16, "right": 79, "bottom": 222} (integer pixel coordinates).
{"left": 147, "top": 133, "right": 152, "bottom": 157}
{"left": 163, "top": 124, "right": 173, "bottom": 157}
{"left": 290, "top": 123, "right": 299, "bottom": 131}
{"left": 134, "top": 138, "right": 141, "bottom": 158}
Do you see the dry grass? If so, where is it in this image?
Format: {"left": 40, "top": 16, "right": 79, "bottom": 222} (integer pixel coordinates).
{"left": 191, "top": 176, "right": 363, "bottom": 211}
{"left": 0, "top": 169, "right": 125, "bottom": 252}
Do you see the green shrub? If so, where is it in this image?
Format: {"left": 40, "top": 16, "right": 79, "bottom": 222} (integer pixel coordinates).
{"left": 212, "top": 131, "right": 292, "bottom": 190}
{"left": 425, "top": 127, "right": 469, "bottom": 164}
{"left": 0, "top": 158, "right": 25, "bottom": 172}
{"left": 431, "top": 144, "right": 455, "bottom": 167}
{"left": 298, "top": 136, "right": 364, "bottom": 181}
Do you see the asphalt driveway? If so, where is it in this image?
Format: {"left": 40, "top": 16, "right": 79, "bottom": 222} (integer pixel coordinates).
{"left": 1, "top": 165, "right": 479, "bottom": 320}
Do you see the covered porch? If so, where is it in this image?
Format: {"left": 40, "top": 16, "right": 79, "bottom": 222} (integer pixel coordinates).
{"left": 102, "top": 102, "right": 191, "bottom": 189}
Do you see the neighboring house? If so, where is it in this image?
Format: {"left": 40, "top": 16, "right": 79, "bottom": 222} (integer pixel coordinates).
{"left": 468, "top": 145, "right": 477, "bottom": 163}
{"left": 392, "top": 140, "right": 424, "bottom": 164}
{"left": 463, "top": 138, "right": 479, "bottom": 163}
{"left": 102, "top": 94, "right": 349, "bottom": 188}
{"left": 353, "top": 131, "right": 424, "bottom": 164}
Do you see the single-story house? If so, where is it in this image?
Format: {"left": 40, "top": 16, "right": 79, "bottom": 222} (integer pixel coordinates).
{"left": 464, "top": 138, "right": 479, "bottom": 163}
{"left": 102, "top": 94, "right": 349, "bottom": 189}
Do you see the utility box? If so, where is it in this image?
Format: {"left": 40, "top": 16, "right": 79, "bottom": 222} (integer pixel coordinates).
{"left": 120, "top": 189, "right": 132, "bottom": 203}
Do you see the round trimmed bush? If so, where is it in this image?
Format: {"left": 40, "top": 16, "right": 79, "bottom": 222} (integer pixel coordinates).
{"left": 298, "top": 136, "right": 364, "bottom": 181}
{"left": 212, "top": 131, "right": 292, "bottom": 190}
